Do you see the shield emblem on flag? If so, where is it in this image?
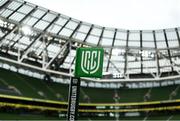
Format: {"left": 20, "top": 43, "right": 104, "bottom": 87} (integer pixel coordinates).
{"left": 75, "top": 48, "right": 104, "bottom": 78}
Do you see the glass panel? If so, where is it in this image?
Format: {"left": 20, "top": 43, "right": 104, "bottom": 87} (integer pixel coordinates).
{"left": 0, "top": 9, "right": 13, "bottom": 17}
{"left": 111, "top": 61, "right": 124, "bottom": 69}
{"left": 78, "top": 24, "right": 90, "bottom": 33}
{"left": 47, "top": 24, "right": 61, "bottom": 34}
{"left": 128, "top": 40, "right": 140, "bottom": 47}
{"left": 108, "top": 65, "right": 119, "bottom": 73}
{"left": 166, "top": 30, "right": 179, "bottom": 47}
{"left": 111, "top": 49, "right": 125, "bottom": 59}
{"left": 5, "top": 33, "right": 19, "bottom": 42}
{"left": 59, "top": 28, "right": 73, "bottom": 37}
{"left": 127, "top": 49, "right": 141, "bottom": 74}
{"left": 116, "top": 31, "right": 127, "bottom": 40}
{"left": 129, "top": 32, "right": 140, "bottom": 40}
{"left": 103, "top": 29, "right": 114, "bottom": 38}
{"left": 156, "top": 31, "right": 166, "bottom": 48}
{"left": 143, "top": 60, "right": 156, "bottom": 68}
{"left": 9, "top": 12, "right": 25, "bottom": 21}
{"left": 156, "top": 31, "right": 165, "bottom": 40}
{"left": 23, "top": 17, "right": 38, "bottom": 26}
{"left": 19, "top": 36, "right": 31, "bottom": 45}
{"left": 143, "top": 68, "right": 156, "bottom": 73}
{"left": 142, "top": 32, "right": 155, "bottom": 47}
{"left": 143, "top": 41, "right": 155, "bottom": 48}
{"left": 47, "top": 44, "right": 60, "bottom": 53}
{"left": 127, "top": 68, "right": 141, "bottom": 74}
{"left": 0, "top": 30, "right": 5, "bottom": 37}
{"left": 101, "top": 38, "right": 113, "bottom": 46}
{"left": 18, "top": 5, "right": 33, "bottom": 14}
{"left": 160, "top": 67, "right": 171, "bottom": 72}
{"left": 166, "top": 30, "right": 177, "bottom": 40}
{"left": 74, "top": 32, "right": 86, "bottom": 41}
{"left": 32, "top": 9, "right": 46, "bottom": 18}
{"left": 86, "top": 35, "right": 99, "bottom": 45}
{"left": 0, "top": 0, "right": 8, "bottom": 7}
{"left": 55, "top": 17, "right": 68, "bottom": 26}
{"left": 114, "top": 39, "right": 126, "bottom": 46}
{"left": 7, "top": 1, "right": 22, "bottom": 10}
{"left": 34, "top": 20, "right": 49, "bottom": 30}
{"left": 65, "top": 20, "right": 78, "bottom": 30}
{"left": 110, "top": 49, "right": 125, "bottom": 72}
{"left": 15, "top": 42, "right": 27, "bottom": 50}
{"left": 156, "top": 41, "right": 166, "bottom": 48}
{"left": 32, "top": 40, "right": 43, "bottom": 53}
{"left": 128, "top": 61, "right": 141, "bottom": 68}
{"left": 142, "top": 32, "right": 153, "bottom": 41}
{"left": 127, "top": 49, "right": 140, "bottom": 61}
{"left": 42, "top": 12, "right": 56, "bottom": 22}
{"left": 178, "top": 28, "right": 180, "bottom": 36}
{"left": 168, "top": 40, "right": 179, "bottom": 48}
{"left": 103, "top": 49, "right": 110, "bottom": 71}
{"left": 159, "top": 59, "right": 171, "bottom": 67}
{"left": 91, "top": 27, "right": 102, "bottom": 36}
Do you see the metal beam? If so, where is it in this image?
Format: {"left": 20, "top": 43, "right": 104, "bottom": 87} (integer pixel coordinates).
{"left": 20, "top": 5, "right": 38, "bottom": 23}
{"left": 56, "top": 21, "right": 82, "bottom": 66}
{"left": 0, "top": 26, "right": 18, "bottom": 45}
{"left": 44, "top": 14, "right": 60, "bottom": 31}
{"left": 44, "top": 21, "right": 82, "bottom": 69}
{"left": 140, "top": 30, "right": 143, "bottom": 73}
{"left": 0, "top": 5, "right": 37, "bottom": 48}
{"left": 36, "top": 14, "right": 61, "bottom": 56}
{"left": 0, "top": 4, "right": 36, "bottom": 49}
{"left": 19, "top": 34, "right": 42, "bottom": 62}
{"left": 97, "top": 27, "right": 105, "bottom": 46}
{"left": 153, "top": 30, "right": 160, "bottom": 77}
{"left": 20, "top": 13, "right": 60, "bottom": 62}
{"left": 163, "top": 29, "right": 174, "bottom": 72}
{"left": 1, "top": 55, "right": 180, "bottom": 82}
{"left": 32, "top": 10, "right": 49, "bottom": 27}
{"left": 124, "top": 30, "right": 129, "bottom": 75}
{"left": 9, "top": 7, "right": 43, "bottom": 55}
{"left": 175, "top": 28, "right": 180, "bottom": 47}
{"left": 106, "top": 29, "right": 117, "bottom": 72}
{"left": 57, "top": 18, "right": 71, "bottom": 35}
{"left": 37, "top": 38, "right": 52, "bottom": 56}
{"left": 104, "top": 54, "right": 121, "bottom": 73}
{"left": 42, "top": 36, "right": 48, "bottom": 69}
{"left": 44, "top": 41, "right": 70, "bottom": 69}
{"left": 9, "top": 35, "right": 23, "bottom": 49}
{"left": 35, "top": 14, "right": 61, "bottom": 57}
{"left": 6, "top": 1, "right": 26, "bottom": 19}
{"left": 9, "top": 6, "right": 38, "bottom": 49}
{"left": 69, "top": 21, "right": 82, "bottom": 38}
{"left": 0, "top": 16, "right": 136, "bottom": 49}
{"left": 0, "top": 0, "right": 11, "bottom": 10}
{"left": 83, "top": 24, "right": 93, "bottom": 42}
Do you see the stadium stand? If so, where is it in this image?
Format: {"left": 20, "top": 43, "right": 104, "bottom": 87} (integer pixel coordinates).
{"left": 0, "top": 68, "right": 180, "bottom": 104}
{"left": 0, "top": 0, "right": 180, "bottom": 120}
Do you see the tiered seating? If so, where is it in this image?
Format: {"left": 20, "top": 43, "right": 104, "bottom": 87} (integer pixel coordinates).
{"left": 0, "top": 68, "right": 179, "bottom": 103}
{"left": 150, "top": 86, "right": 178, "bottom": 101}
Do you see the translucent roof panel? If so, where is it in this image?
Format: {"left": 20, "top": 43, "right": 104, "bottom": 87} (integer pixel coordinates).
{"left": 0, "top": 0, "right": 180, "bottom": 82}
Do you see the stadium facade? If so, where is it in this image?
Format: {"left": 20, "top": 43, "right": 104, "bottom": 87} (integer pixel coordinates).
{"left": 0, "top": 0, "right": 180, "bottom": 120}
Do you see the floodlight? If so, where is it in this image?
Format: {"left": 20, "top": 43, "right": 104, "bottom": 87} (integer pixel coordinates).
{"left": 21, "top": 26, "right": 33, "bottom": 36}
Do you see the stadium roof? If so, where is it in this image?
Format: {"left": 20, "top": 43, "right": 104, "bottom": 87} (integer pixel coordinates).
{"left": 26, "top": 0, "right": 180, "bottom": 30}
{"left": 0, "top": 0, "right": 180, "bottom": 82}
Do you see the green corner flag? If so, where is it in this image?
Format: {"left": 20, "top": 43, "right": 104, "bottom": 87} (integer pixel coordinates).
{"left": 75, "top": 48, "right": 104, "bottom": 78}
